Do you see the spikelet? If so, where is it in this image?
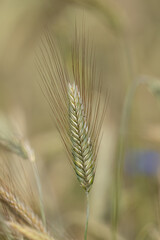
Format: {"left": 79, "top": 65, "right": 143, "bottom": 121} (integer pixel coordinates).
{"left": 36, "top": 24, "right": 107, "bottom": 192}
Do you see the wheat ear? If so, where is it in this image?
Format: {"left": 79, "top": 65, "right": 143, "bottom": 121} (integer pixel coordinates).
{"left": 68, "top": 82, "right": 95, "bottom": 192}
{"left": 0, "top": 185, "right": 46, "bottom": 234}
{"left": 8, "top": 222, "right": 54, "bottom": 240}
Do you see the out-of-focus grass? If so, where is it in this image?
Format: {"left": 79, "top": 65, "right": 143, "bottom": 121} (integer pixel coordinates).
{"left": 0, "top": 0, "right": 160, "bottom": 240}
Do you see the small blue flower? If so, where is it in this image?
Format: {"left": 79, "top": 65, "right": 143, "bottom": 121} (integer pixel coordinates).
{"left": 125, "top": 150, "right": 160, "bottom": 176}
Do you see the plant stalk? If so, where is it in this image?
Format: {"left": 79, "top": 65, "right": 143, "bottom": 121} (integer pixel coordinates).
{"left": 84, "top": 191, "right": 89, "bottom": 240}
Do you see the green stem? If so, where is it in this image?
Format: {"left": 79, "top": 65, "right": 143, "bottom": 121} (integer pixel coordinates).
{"left": 112, "top": 76, "right": 152, "bottom": 240}
{"left": 32, "top": 161, "right": 46, "bottom": 227}
{"left": 84, "top": 191, "right": 89, "bottom": 240}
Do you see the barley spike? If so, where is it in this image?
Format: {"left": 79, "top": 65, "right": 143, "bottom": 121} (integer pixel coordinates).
{"left": 68, "top": 82, "right": 95, "bottom": 192}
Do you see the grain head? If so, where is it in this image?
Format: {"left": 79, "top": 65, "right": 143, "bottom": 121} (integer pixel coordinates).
{"left": 36, "top": 24, "right": 108, "bottom": 192}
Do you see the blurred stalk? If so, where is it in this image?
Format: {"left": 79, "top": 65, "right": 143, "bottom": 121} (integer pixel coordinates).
{"left": 31, "top": 160, "right": 46, "bottom": 227}
{"left": 120, "top": 34, "right": 135, "bottom": 83}
{"left": 112, "top": 78, "right": 140, "bottom": 240}
{"left": 21, "top": 141, "right": 46, "bottom": 227}
{"left": 112, "top": 75, "right": 160, "bottom": 240}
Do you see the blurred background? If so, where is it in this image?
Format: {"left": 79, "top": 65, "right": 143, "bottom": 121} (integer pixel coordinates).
{"left": 0, "top": 0, "right": 160, "bottom": 239}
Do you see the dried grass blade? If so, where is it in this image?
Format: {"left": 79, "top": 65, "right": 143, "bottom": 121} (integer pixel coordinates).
{"left": 0, "top": 184, "right": 47, "bottom": 234}
{"left": 8, "top": 222, "right": 54, "bottom": 240}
